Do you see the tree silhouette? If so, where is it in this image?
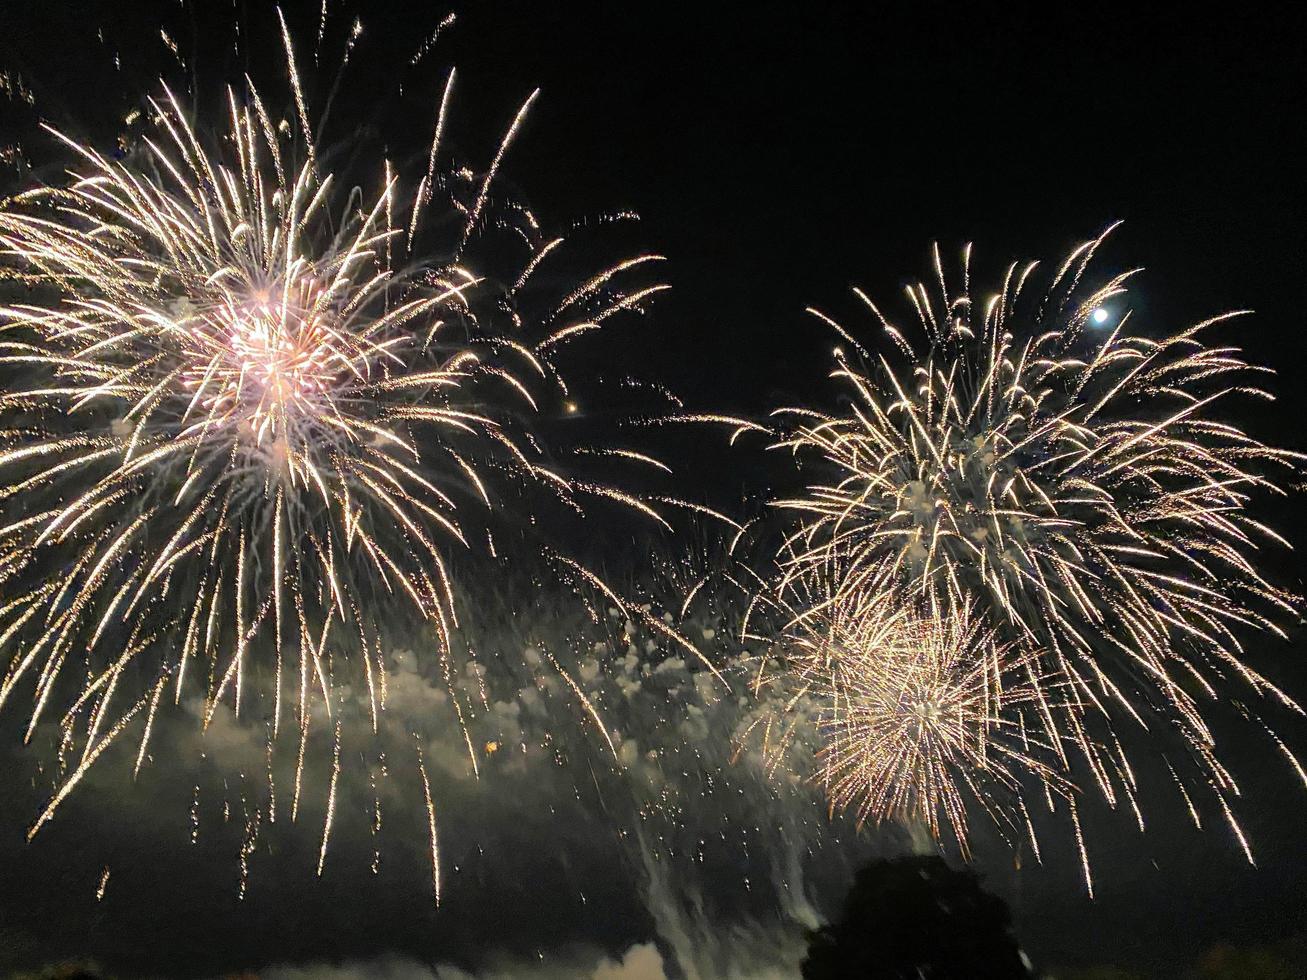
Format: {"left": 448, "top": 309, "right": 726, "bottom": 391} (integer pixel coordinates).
{"left": 802, "top": 855, "right": 1033, "bottom": 979}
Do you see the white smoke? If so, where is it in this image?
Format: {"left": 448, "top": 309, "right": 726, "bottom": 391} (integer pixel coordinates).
{"left": 260, "top": 943, "right": 669, "bottom": 980}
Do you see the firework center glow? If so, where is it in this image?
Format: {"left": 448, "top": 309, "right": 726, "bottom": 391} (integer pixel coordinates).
{"left": 184, "top": 284, "right": 351, "bottom": 461}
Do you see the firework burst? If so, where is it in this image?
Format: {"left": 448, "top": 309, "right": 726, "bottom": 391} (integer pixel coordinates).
{"left": 0, "top": 22, "right": 683, "bottom": 880}
{"left": 742, "top": 227, "right": 1305, "bottom": 870}
{"left": 773, "top": 569, "right": 1070, "bottom": 859}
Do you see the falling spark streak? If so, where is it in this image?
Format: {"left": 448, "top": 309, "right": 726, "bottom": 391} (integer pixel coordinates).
{"left": 1070, "top": 797, "right": 1093, "bottom": 897}
{"left": 317, "top": 721, "right": 341, "bottom": 876}
{"left": 545, "top": 648, "right": 619, "bottom": 760}
{"left": 418, "top": 750, "right": 440, "bottom": 907}
{"left": 461, "top": 89, "right": 540, "bottom": 252}
{"left": 27, "top": 694, "right": 148, "bottom": 841}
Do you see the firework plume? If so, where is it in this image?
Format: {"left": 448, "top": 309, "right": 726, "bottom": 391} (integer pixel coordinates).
{"left": 0, "top": 19, "right": 682, "bottom": 882}
{"left": 718, "top": 227, "right": 1303, "bottom": 881}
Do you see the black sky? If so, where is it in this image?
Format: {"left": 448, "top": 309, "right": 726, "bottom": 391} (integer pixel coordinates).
{"left": 1, "top": 2, "right": 1305, "bottom": 977}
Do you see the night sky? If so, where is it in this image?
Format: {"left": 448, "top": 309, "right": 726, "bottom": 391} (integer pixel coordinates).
{"left": 1, "top": 2, "right": 1305, "bottom": 978}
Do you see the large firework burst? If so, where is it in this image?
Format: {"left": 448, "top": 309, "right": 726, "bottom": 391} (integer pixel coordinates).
{"left": 753, "top": 227, "right": 1303, "bottom": 871}
{"left": 0, "top": 23, "right": 684, "bottom": 875}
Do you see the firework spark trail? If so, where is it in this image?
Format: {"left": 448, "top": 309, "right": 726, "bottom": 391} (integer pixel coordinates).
{"left": 317, "top": 721, "right": 341, "bottom": 876}
{"left": 702, "top": 229, "right": 1302, "bottom": 880}
{"left": 418, "top": 748, "right": 440, "bottom": 907}
{"left": 0, "top": 22, "right": 685, "bottom": 866}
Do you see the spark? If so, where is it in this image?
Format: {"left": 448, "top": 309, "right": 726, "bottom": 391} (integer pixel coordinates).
{"left": 317, "top": 721, "right": 341, "bottom": 876}
{"left": 419, "top": 749, "right": 440, "bottom": 907}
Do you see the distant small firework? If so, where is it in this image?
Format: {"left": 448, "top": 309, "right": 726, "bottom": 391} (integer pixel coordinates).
{"left": 712, "top": 227, "right": 1303, "bottom": 879}
{"left": 777, "top": 570, "right": 1069, "bottom": 859}
{"left": 0, "top": 13, "right": 682, "bottom": 886}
